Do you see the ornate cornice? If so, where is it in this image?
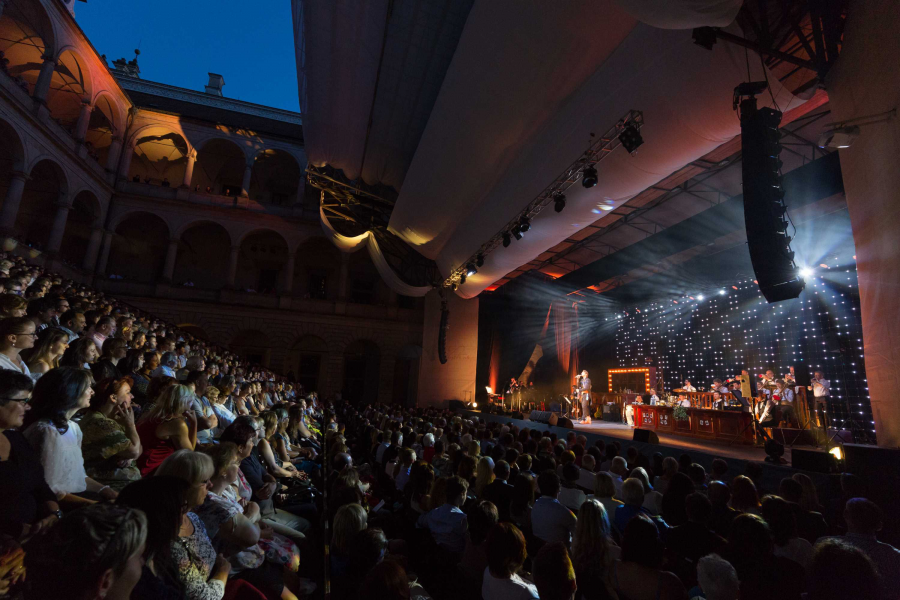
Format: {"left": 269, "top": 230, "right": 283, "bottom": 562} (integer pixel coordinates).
{"left": 114, "top": 75, "right": 302, "bottom": 125}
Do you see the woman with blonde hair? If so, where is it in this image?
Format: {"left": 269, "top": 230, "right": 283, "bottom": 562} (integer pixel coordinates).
{"left": 24, "top": 328, "right": 69, "bottom": 378}
{"left": 589, "top": 471, "right": 624, "bottom": 520}
{"left": 135, "top": 384, "right": 197, "bottom": 476}
{"left": 474, "top": 456, "right": 496, "bottom": 498}
{"left": 331, "top": 503, "right": 368, "bottom": 577}
{"left": 572, "top": 499, "right": 620, "bottom": 600}
{"left": 257, "top": 410, "right": 305, "bottom": 481}
{"left": 467, "top": 440, "right": 481, "bottom": 459}
{"left": 792, "top": 472, "right": 825, "bottom": 513}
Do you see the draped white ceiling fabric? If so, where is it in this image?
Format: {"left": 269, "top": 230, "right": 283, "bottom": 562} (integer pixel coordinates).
{"left": 319, "top": 206, "right": 432, "bottom": 297}
{"left": 295, "top": 0, "right": 796, "bottom": 299}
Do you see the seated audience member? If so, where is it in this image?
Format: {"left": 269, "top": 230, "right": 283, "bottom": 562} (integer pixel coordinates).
{"left": 572, "top": 499, "right": 620, "bottom": 600}
{"left": 533, "top": 542, "right": 578, "bottom": 600}
{"left": 589, "top": 471, "right": 625, "bottom": 521}
{"left": 653, "top": 456, "right": 679, "bottom": 495}
{"left": 0, "top": 316, "right": 36, "bottom": 376}
{"left": 0, "top": 293, "right": 27, "bottom": 319}
{"left": 612, "top": 514, "right": 686, "bottom": 600}
{"left": 405, "top": 460, "right": 435, "bottom": 514}
{"left": 56, "top": 308, "right": 86, "bottom": 342}
{"left": 666, "top": 493, "right": 727, "bottom": 564}
{"left": 117, "top": 476, "right": 192, "bottom": 599}
{"left": 725, "top": 514, "right": 803, "bottom": 600}
{"left": 822, "top": 498, "right": 900, "bottom": 594}
{"left": 482, "top": 460, "right": 515, "bottom": 520}
{"left": 761, "top": 495, "right": 813, "bottom": 569}
{"left": 92, "top": 337, "right": 127, "bottom": 381}
{"left": 777, "top": 477, "right": 827, "bottom": 543}
{"left": 707, "top": 481, "right": 739, "bottom": 539}
{"left": 460, "top": 500, "right": 500, "bottom": 585}
{"left": 474, "top": 455, "right": 496, "bottom": 497}
{"left": 60, "top": 336, "right": 99, "bottom": 369}
{"left": 807, "top": 539, "right": 882, "bottom": 600}
{"left": 422, "top": 432, "right": 435, "bottom": 463}
{"left": 339, "top": 528, "right": 389, "bottom": 600}
{"left": 135, "top": 383, "right": 197, "bottom": 476}
{"left": 393, "top": 447, "right": 416, "bottom": 491}
{"left": 331, "top": 503, "right": 368, "bottom": 577}
{"left": 430, "top": 440, "right": 452, "bottom": 477}
{"left": 690, "top": 553, "right": 739, "bottom": 600}
{"left": 615, "top": 478, "right": 657, "bottom": 534}
{"left": 0, "top": 370, "right": 60, "bottom": 539}
{"left": 532, "top": 470, "right": 578, "bottom": 546}
{"left": 630, "top": 466, "right": 663, "bottom": 515}
{"left": 729, "top": 475, "right": 761, "bottom": 515}
{"left": 482, "top": 522, "right": 538, "bottom": 600}
{"left": 257, "top": 410, "right": 305, "bottom": 481}
{"left": 792, "top": 472, "right": 826, "bottom": 514}
{"left": 80, "top": 377, "right": 142, "bottom": 491}
{"left": 687, "top": 463, "right": 708, "bottom": 494}
{"left": 23, "top": 367, "right": 118, "bottom": 503}
{"left": 559, "top": 462, "right": 587, "bottom": 511}
{"left": 509, "top": 473, "right": 535, "bottom": 535}
{"left": 660, "top": 471, "right": 694, "bottom": 527}
{"left": 606, "top": 456, "right": 627, "bottom": 499}
{"left": 709, "top": 458, "right": 729, "bottom": 483}
{"left": 359, "top": 559, "right": 418, "bottom": 600}
{"left": 24, "top": 327, "right": 68, "bottom": 378}
{"left": 417, "top": 475, "right": 469, "bottom": 554}
{"left": 23, "top": 504, "right": 148, "bottom": 600}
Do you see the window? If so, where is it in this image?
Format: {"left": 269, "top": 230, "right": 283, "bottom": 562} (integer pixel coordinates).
{"left": 308, "top": 272, "right": 327, "bottom": 299}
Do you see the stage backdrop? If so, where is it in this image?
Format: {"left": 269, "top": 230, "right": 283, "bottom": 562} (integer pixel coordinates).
{"left": 612, "top": 259, "right": 873, "bottom": 441}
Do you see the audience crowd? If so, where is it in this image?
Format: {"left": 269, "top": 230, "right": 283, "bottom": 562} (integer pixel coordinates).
{"left": 0, "top": 251, "right": 898, "bottom": 600}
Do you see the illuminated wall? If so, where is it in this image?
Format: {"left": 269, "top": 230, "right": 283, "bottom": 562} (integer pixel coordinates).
{"left": 612, "top": 257, "right": 873, "bottom": 440}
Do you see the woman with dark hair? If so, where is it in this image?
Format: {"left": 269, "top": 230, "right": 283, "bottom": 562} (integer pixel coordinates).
{"left": 612, "top": 514, "right": 685, "bottom": 600}
{"left": 660, "top": 472, "right": 694, "bottom": 527}
{"left": 509, "top": 473, "right": 535, "bottom": 536}
{"left": 359, "top": 560, "right": 411, "bottom": 600}
{"left": 730, "top": 475, "right": 761, "bottom": 515}
{"left": 117, "top": 476, "right": 190, "bottom": 600}
{"left": 725, "top": 514, "right": 804, "bottom": 600}
{"left": 22, "top": 367, "right": 118, "bottom": 504}
{"left": 0, "top": 316, "right": 37, "bottom": 376}
{"left": 61, "top": 336, "right": 100, "bottom": 369}
{"left": 482, "top": 522, "right": 537, "bottom": 599}
{"left": 120, "top": 349, "right": 148, "bottom": 401}
{"left": 23, "top": 503, "right": 148, "bottom": 600}
{"left": 92, "top": 337, "right": 127, "bottom": 381}
{"left": 24, "top": 327, "right": 68, "bottom": 378}
{"left": 80, "top": 377, "right": 142, "bottom": 491}
{"left": 0, "top": 370, "right": 60, "bottom": 539}
{"left": 806, "top": 539, "right": 882, "bottom": 600}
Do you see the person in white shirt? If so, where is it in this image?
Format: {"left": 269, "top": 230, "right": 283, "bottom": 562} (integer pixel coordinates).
{"left": 809, "top": 371, "right": 831, "bottom": 427}
{"left": 482, "top": 522, "right": 539, "bottom": 600}
{"left": 682, "top": 380, "right": 696, "bottom": 393}
{"left": 558, "top": 463, "right": 587, "bottom": 511}
{"left": 774, "top": 379, "right": 796, "bottom": 426}
{"left": 649, "top": 392, "right": 659, "bottom": 406}
{"left": 531, "top": 471, "right": 577, "bottom": 547}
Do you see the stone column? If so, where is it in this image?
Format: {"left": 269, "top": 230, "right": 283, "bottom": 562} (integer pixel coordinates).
{"left": 96, "top": 230, "right": 113, "bottom": 275}
{"left": 282, "top": 252, "right": 296, "bottom": 293}
{"left": 74, "top": 100, "right": 93, "bottom": 142}
{"left": 32, "top": 55, "right": 57, "bottom": 104}
{"left": 45, "top": 200, "right": 71, "bottom": 253}
{"left": 118, "top": 143, "right": 135, "bottom": 181}
{"left": 182, "top": 150, "right": 197, "bottom": 188}
{"left": 226, "top": 245, "right": 240, "bottom": 288}
{"left": 83, "top": 227, "right": 103, "bottom": 271}
{"left": 162, "top": 238, "right": 179, "bottom": 282}
{"left": 0, "top": 171, "right": 27, "bottom": 234}
{"left": 105, "top": 136, "right": 124, "bottom": 173}
{"left": 338, "top": 252, "right": 350, "bottom": 301}
{"left": 240, "top": 161, "right": 253, "bottom": 197}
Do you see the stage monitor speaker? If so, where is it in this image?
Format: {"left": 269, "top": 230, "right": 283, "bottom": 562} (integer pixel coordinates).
{"left": 739, "top": 91, "right": 804, "bottom": 303}
{"left": 557, "top": 417, "right": 575, "bottom": 429}
{"left": 791, "top": 448, "right": 835, "bottom": 473}
{"left": 530, "top": 410, "right": 553, "bottom": 424}
{"left": 448, "top": 400, "right": 466, "bottom": 412}
{"left": 633, "top": 429, "right": 659, "bottom": 444}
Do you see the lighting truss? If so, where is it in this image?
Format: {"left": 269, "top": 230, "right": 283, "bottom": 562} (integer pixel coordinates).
{"left": 443, "top": 109, "right": 644, "bottom": 289}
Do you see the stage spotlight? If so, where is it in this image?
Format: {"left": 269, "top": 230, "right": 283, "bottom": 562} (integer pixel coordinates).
{"left": 512, "top": 225, "right": 523, "bottom": 240}
{"left": 800, "top": 267, "right": 814, "bottom": 279}
{"left": 818, "top": 126, "right": 860, "bottom": 149}
{"left": 582, "top": 165, "right": 598, "bottom": 188}
{"left": 465, "top": 262, "right": 477, "bottom": 277}
{"left": 697, "top": 294, "right": 704, "bottom": 301}
{"left": 519, "top": 217, "right": 531, "bottom": 233}
{"left": 554, "top": 193, "right": 567, "bottom": 213}
{"left": 502, "top": 233, "right": 511, "bottom": 247}
{"left": 718, "top": 290, "right": 726, "bottom": 295}
{"left": 475, "top": 254, "right": 485, "bottom": 268}
{"left": 619, "top": 122, "right": 644, "bottom": 154}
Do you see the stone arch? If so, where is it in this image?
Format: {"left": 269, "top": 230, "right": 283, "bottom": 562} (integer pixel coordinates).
{"left": 293, "top": 236, "right": 341, "bottom": 299}
{"left": 249, "top": 148, "right": 301, "bottom": 206}
{"left": 177, "top": 323, "right": 211, "bottom": 341}
{"left": 287, "top": 334, "right": 329, "bottom": 393}
{"left": 58, "top": 189, "right": 101, "bottom": 266}
{"left": 343, "top": 339, "right": 381, "bottom": 405}
{"left": 15, "top": 158, "right": 67, "bottom": 249}
{"left": 173, "top": 220, "right": 232, "bottom": 289}
{"left": 191, "top": 137, "right": 246, "bottom": 195}
{"left": 83, "top": 92, "right": 119, "bottom": 167}
{"left": 230, "top": 328, "right": 272, "bottom": 367}
{"left": 0, "top": 0, "right": 56, "bottom": 96}
{"left": 126, "top": 125, "right": 190, "bottom": 186}
{"left": 235, "top": 229, "right": 289, "bottom": 293}
{"left": 106, "top": 211, "right": 169, "bottom": 282}
{"left": 45, "top": 47, "right": 92, "bottom": 135}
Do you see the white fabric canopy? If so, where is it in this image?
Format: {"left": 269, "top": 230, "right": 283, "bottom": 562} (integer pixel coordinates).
{"left": 319, "top": 206, "right": 432, "bottom": 297}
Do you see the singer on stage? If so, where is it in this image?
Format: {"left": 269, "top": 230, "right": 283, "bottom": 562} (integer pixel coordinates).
{"left": 577, "top": 370, "right": 592, "bottom": 424}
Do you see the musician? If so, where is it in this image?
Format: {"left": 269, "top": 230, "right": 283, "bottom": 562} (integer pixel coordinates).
{"left": 578, "top": 370, "right": 592, "bottom": 424}
{"left": 784, "top": 366, "right": 797, "bottom": 387}
{"left": 760, "top": 370, "right": 777, "bottom": 394}
{"left": 774, "top": 379, "right": 796, "bottom": 426}
{"left": 711, "top": 378, "right": 729, "bottom": 395}
{"left": 809, "top": 371, "right": 831, "bottom": 427}
{"left": 682, "top": 379, "right": 696, "bottom": 393}
{"left": 624, "top": 394, "right": 643, "bottom": 426}
{"left": 757, "top": 392, "right": 779, "bottom": 429}
{"left": 711, "top": 391, "right": 724, "bottom": 410}
{"left": 736, "top": 369, "right": 753, "bottom": 400}
{"left": 649, "top": 391, "right": 659, "bottom": 406}
{"left": 507, "top": 378, "right": 519, "bottom": 394}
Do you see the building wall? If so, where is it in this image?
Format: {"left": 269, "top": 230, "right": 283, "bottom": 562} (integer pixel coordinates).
{"left": 827, "top": 0, "right": 900, "bottom": 448}
{"left": 417, "top": 290, "right": 479, "bottom": 407}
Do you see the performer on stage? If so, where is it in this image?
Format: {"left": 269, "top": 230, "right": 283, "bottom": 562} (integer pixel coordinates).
{"left": 774, "top": 379, "right": 796, "bottom": 426}
{"left": 682, "top": 379, "right": 696, "bottom": 393}
{"left": 578, "top": 370, "right": 592, "bottom": 424}
{"left": 784, "top": 366, "right": 797, "bottom": 387}
{"left": 506, "top": 378, "right": 520, "bottom": 410}
{"left": 624, "top": 395, "right": 642, "bottom": 426}
{"left": 809, "top": 371, "right": 831, "bottom": 427}
{"left": 649, "top": 390, "right": 659, "bottom": 406}
{"left": 759, "top": 370, "right": 777, "bottom": 394}
{"left": 711, "top": 378, "right": 729, "bottom": 394}
{"left": 711, "top": 391, "right": 724, "bottom": 410}
{"left": 757, "top": 392, "right": 779, "bottom": 429}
